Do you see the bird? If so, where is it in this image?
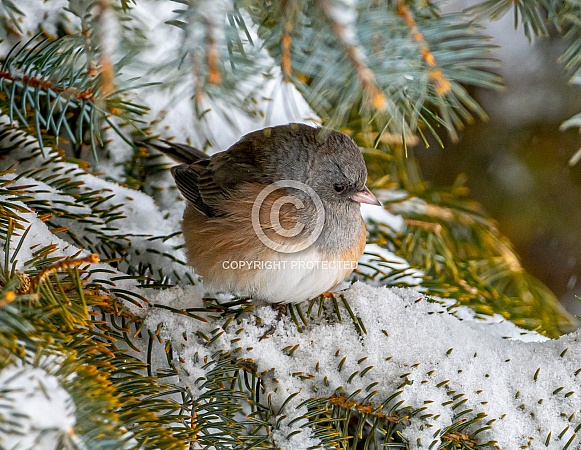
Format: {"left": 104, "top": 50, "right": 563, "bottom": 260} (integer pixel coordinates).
{"left": 137, "top": 123, "right": 381, "bottom": 304}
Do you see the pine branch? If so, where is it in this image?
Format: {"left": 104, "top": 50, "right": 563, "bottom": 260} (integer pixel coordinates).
{"left": 0, "top": 193, "right": 199, "bottom": 449}
{"left": 0, "top": 34, "right": 148, "bottom": 160}
{"left": 468, "top": 0, "right": 558, "bottom": 38}
{"left": 316, "top": 0, "right": 387, "bottom": 111}
{"left": 559, "top": 0, "right": 581, "bottom": 164}
{"left": 1, "top": 3, "right": 580, "bottom": 449}
{"left": 0, "top": 120, "right": 192, "bottom": 287}
{"left": 468, "top": 0, "right": 581, "bottom": 164}
{"left": 362, "top": 145, "right": 577, "bottom": 337}
{"left": 250, "top": 0, "right": 501, "bottom": 141}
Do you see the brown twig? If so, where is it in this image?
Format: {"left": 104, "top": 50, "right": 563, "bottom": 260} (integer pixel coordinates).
{"left": 442, "top": 429, "right": 478, "bottom": 447}
{"left": 404, "top": 218, "right": 443, "bottom": 234}
{"left": 0, "top": 71, "right": 95, "bottom": 101}
{"left": 30, "top": 253, "right": 100, "bottom": 291}
{"left": 329, "top": 393, "right": 402, "bottom": 423}
{"left": 95, "top": 0, "right": 117, "bottom": 98}
{"left": 395, "top": 1, "right": 451, "bottom": 95}
{"left": 205, "top": 18, "right": 222, "bottom": 85}
{"left": 81, "top": 25, "right": 98, "bottom": 78}
{"left": 280, "top": 0, "right": 298, "bottom": 80}
{"left": 317, "top": 0, "right": 387, "bottom": 110}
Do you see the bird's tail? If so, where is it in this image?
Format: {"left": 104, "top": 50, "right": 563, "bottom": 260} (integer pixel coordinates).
{"left": 134, "top": 139, "right": 208, "bottom": 164}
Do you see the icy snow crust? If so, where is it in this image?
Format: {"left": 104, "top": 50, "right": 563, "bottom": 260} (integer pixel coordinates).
{"left": 0, "top": 364, "right": 76, "bottom": 449}
{"left": 145, "top": 282, "right": 580, "bottom": 449}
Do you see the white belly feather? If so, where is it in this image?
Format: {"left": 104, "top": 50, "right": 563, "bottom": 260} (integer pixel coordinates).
{"left": 205, "top": 247, "right": 354, "bottom": 303}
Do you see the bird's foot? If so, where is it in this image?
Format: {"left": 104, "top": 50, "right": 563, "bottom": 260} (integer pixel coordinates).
{"left": 259, "top": 303, "right": 288, "bottom": 341}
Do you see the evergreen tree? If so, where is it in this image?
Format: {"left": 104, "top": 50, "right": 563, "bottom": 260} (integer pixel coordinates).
{"left": 0, "top": 0, "right": 580, "bottom": 448}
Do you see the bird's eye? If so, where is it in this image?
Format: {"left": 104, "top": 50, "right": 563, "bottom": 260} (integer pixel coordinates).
{"left": 334, "top": 183, "right": 345, "bottom": 193}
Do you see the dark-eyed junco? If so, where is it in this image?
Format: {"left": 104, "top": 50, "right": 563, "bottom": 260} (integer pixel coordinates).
{"left": 138, "top": 123, "right": 381, "bottom": 303}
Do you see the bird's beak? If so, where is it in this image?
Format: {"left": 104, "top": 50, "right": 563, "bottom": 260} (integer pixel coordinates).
{"left": 350, "top": 186, "right": 382, "bottom": 206}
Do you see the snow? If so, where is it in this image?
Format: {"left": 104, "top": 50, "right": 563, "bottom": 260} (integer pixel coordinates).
{"left": 1, "top": 0, "right": 76, "bottom": 41}
{"left": 104, "top": 1, "right": 317, "bottom": 157}
{"left": 0, "top": 364, "right": 76, "bottom": 450}
{"left": 0, "top": 119, "right": 193, "bottom": 298}
{"left": 360, "top": 201, "right": 405, "bottom": 231}
{"left": 356, "top": 243, "right": 423, "bottom": 287}
{"left": 1, "top": 201, "right": 84, "bottom": 268}
{"left": 325, "top": 0, "right": 359, "bottom": 46}
{"left": 144, "top": 281, "right": 581, "bottom": 449}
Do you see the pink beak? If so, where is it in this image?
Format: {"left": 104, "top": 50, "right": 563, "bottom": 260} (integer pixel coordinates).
{"left": 350, "top": 186, "right": 382, "bottom": 206}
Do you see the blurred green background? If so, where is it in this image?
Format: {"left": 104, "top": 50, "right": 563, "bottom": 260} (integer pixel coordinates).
{"left": 414, "top": 22, "right": 581, "bottom": 314}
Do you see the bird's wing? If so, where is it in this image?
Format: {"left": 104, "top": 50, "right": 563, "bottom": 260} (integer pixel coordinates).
{"left": 136, "top": 139, "right": 219, "bottom": 216}
{"left": 207, "top": 136, "right": 271, "bottom": 189}
{"left": 171, "top": 162, "right": 217, "bottom": 217}
{"left": 191, "top": 137, "right": 270, "bottom": 216}
{"left": 138, "top": 134, "right": 273, "bottom": 218}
